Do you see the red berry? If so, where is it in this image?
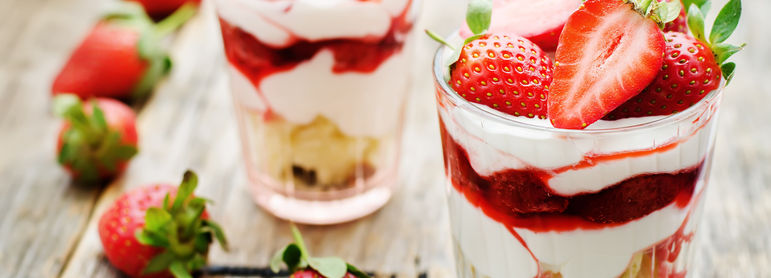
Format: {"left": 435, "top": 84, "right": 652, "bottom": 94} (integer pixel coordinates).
{"left": 56, "top": 97, "right": 138, "bottom": 182}
{"left": 450, "top": 34, "right": 553, "bottom": 119}
{"left": 127, "top": 0, "right": 200, "bottom": 20}
{"left": 460, "top": 0, "right": 582, "bottom": 51}
{"left": 97, "top": 171, "right": 225, "bottom": 278}
{"left": 548, "top": 0, "right": 666, "bottom": 129}
{"left": 98, "top": 185, "right": 178, "bottom": 278}
{"left": 605, "top": 32, "right": 721, "bottom": 119}
{"left": 291, "top": 269, "right": 356, "bottom": 278}
{"left": 52, "top": 22, "right": 148, "bottom": 100}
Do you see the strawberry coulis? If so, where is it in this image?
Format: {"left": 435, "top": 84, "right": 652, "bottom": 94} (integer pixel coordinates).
{"left": 440, "top": 119, "right": 703, "bottom": 275}
{"left": 218, "top": 1, "right": 413, "bottom": 118}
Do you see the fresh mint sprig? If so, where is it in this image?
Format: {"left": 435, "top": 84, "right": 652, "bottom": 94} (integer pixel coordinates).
{"left": 270, "top": 224, "right": 370, "bottom": 278}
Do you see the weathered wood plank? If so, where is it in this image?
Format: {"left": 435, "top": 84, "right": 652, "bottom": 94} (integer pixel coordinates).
{"left": 0, "top": 0, "right": 109, "bottom": 277}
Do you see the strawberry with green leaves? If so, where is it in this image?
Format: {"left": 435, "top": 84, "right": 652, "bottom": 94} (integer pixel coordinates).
{"left": 98, "top": 171, "right": 228, "bottom": 278}
{"left": 428, "top": 0, "right": 554, "bottom": 119}
{"left": 606, "top": 0, "right": 743, "bottom": 119}
{"left": 548, "top": 0, "right": 682, "bottom": 129}
{"left": 271, "top": 225, "right": 370, "bottom": 278}
{"left": 52, "top": 2, "right": 195, "bottom": 101}
{"left": 54, "top": 94, "right": 138, "bottom": 182}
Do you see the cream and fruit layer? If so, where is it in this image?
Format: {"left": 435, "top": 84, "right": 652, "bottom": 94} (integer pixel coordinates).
{"left": 440, "top": 103, "right": 716, "bottom": 278}
{"left": 216, "top": 0, "right": 414, "bottom": 187}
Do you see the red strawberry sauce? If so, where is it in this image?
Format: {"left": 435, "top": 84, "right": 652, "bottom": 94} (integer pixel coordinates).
{"left": 440, "top": 120, "right": 702, "bottom": 275}
{"left": 218, "top": 1, "right": 414, "bottom": 115}
{"left": 439, "top": 120, "right": 703, "bottom": 232}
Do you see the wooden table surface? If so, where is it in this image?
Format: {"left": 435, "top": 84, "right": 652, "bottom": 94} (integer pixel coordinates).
{"left": 0, "top": 0, "right": 768, "bottom": 277}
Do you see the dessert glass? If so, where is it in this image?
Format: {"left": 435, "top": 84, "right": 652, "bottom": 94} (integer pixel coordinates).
{"left": 433, "top": 46, "right": 723, "bottom": 277}
{"left": 214, "top": 0, "right": 419, "bottom": 224}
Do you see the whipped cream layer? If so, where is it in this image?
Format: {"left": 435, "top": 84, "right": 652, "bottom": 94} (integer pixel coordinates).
{"left": 448, "top": 187, "right": 696, "bottom": 278}
{"left": 226, "top": 45, "right": 411, "bottom": 137}
{"left": 215, "top": 0, "right": 412, "bottom": 48}
{"left": 440, "top": 104, "right": 713, "bottom": 196}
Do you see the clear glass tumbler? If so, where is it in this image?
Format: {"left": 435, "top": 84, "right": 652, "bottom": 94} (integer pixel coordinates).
{"left": 214, "top": 0, "right": 420, "bottom": 224}
{"left": 433, "top": 46, "right": 723, "bottom": 277}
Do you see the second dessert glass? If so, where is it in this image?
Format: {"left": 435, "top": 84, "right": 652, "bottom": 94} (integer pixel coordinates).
{"left": 214, "top": 0, "right": 420, "bottom": 224}
{"left": 434, "top": 46, "right": 723, "bottom": 277}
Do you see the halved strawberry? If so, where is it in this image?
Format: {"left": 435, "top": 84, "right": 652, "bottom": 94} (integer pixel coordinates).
{"left": 548, "top": 0, "right": 680, "bottom": 129}
{"left": 459, "top": 0, "right": 582, "bottom": 51}
{"left": 450, "top": 34, "right": 553, "bottom": 119}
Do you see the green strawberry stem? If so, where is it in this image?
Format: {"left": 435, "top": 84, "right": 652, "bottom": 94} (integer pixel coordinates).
{"left": 54, "top": 94, "right": 137, "bottom": 183}
{"left": 136, "top": 171, "right": 228, "bottom": 278}
{"left": 626, "top": 0, "right": 682, "bottom": 27}
{"left": 686, "top": 0, "right": 744, "bottom": 82}
{"left": 154, "top": 3, "right": 197, "bottom": 38}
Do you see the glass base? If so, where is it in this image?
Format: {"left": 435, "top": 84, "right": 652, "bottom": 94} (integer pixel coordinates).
{"left": 247, "top": 170, "right": 395, "bottom": 225}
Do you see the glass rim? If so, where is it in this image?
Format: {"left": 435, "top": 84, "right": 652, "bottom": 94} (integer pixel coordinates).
{"left": 432, "top": 45, "right": 725, "bottom": 136}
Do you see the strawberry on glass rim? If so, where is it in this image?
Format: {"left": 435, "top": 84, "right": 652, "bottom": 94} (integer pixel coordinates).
{"left": 458, "top": 0, "right": 582, "bottom": 52}
{"left": 427, "top": 0, "right": 553, "bottom": 120}
{"left": 607, "top": 0, "right": 744, "bottom": 119}
{"left": 547, "top": 0, "right": 681, "bottom": 129}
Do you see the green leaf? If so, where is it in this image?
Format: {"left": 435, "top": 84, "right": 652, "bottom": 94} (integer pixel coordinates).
{"left": 142, "top": 251, "right": 175, "bottom": 274}
{"left": 462, "top": 34, "right": 485, "bottom": 46}
{"left": 202, "top": 219, "right": 228, "bottom": 250}
{"left": 425, "top": 29, "right": 454, "bottom": 49}
{"left": 687, "top": 4, "right": 707, "bottom": 43}
{"left": 52, "top": 94, "right": 81, "bottom": 117}
{"left": 171, "top": 171, "right": 198, "bottom": 212}
{"left": 308, "top": 257, "right": 348, "bottom": 278}
{"left": 144, "top": 207, "right": 173, "bottom": 232}
{"left": 712, "top": 43, "right": 745, "bottom": 64}
{"left": 132, "top": 54, "right": 172, "bottom": 100}
{"left": 721, "top": 62, "right": 736, "bottom": 84}
{"left": 346, "top": 263, "right": 371, "bottom": 278}
{"left": 270, "top": 244, "right": 303, "bottom": 273}
{"left": 168, "top": 261, "right": 192, "bottom": 278}
{"left": 154, "top": 3, "right": 198, "bottom": 37}
{"left": 709, "top": 0, "right": 741, "bottom": 44}
{"left": 652, "top": 0, "right": 682, "bottom": 25}
{"left": 290, "top": 224, "right": 311, "bottom": 260}
{"left": 465, "top": 0, "right": 492, "bottom": 35}
{"left": 682, "top": 0, "right": 710, "bottom": 14}
{"left": 89, "top": 101, "right": 108, "bottom": 132}
{"left": 136, "top": 229, "right": 170, "bottom": 247}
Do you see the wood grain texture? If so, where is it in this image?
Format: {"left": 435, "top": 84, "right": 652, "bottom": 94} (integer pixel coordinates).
{"left": 0, "top": 0, "right": 769, "bottom": 277}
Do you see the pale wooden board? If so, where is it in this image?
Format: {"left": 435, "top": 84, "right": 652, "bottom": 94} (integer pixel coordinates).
{"left": 0, "top": 0, "right": 110, "bottom": 277}
{"left": 0, "top": 0, "right": 769, "bottom": 277}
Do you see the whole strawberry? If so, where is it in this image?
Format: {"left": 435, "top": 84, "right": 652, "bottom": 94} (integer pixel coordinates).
{"left": 271, "top": 225, "right": 369, "bottom": 278}
{"left": 127, "top": 0, "right": 200, "bottom": 20}
{"left": 429, "top": 0, "right": 553, "bottom": 119}
{"left": 98, "top": 171, "right": 228, "bottom": 278}
{"left": 52, "top": 3, "right": 194, "bottom": 101}
{"left": 606, "top": 0, "right": 743, "bottom": 119}
{"left": 450, "top": 34, "right": 553, "bottom": 118}
{"left": 54, "top": 94, "right": 138, "bottom": 182}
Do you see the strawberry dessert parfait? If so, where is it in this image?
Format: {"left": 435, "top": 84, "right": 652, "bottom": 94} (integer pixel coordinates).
{"left": 430, "top": 0, "right": 742, "bottom": 277}
{"left": 214, "top": 0, "right": 419, "bottom": 224}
